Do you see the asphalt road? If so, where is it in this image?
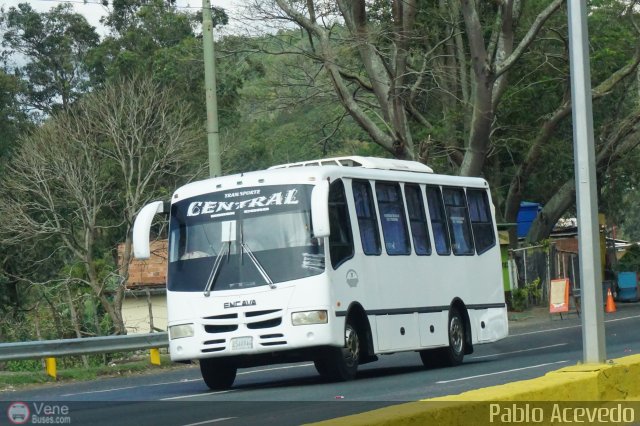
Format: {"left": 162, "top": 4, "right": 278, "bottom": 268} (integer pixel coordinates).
{"left": 2, "top": 303, "right": 640, "bottom": 425}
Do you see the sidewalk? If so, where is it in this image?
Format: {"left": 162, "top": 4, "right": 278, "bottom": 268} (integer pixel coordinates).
{"left": 507, "top": 300, "right": 640, "bottom": 332}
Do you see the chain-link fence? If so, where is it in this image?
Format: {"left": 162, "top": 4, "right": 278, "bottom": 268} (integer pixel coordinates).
{"left": 509, "top": 243, "right": 581, "bottom": 308}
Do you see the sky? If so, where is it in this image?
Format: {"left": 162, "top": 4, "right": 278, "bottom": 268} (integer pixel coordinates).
{"left": 0, "top": 0, "right": 241, "bottom": 35}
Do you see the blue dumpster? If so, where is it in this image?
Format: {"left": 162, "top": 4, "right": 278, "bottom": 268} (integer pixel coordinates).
{"left": 617, "top": 272, "right": 638, "bottom": 302}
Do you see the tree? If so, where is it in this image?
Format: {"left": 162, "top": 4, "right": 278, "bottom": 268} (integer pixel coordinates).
{"left": 89, "top": 0, "right": 245, "bottom": 129}
{"left": 526, "top": 93, "right": 640, "bottom": 242}
{"left": 0, "top": 3, "right": 99, "bottom": 116}
{"left": 242, "top": 0, "right": 562, "bottom": 168}
{"left": 0, "top": 69, "right": 31, "bottom": 167}
{"left": 243, "top": 0, "right": 640, "bottom": 243}
{"left": 0, "top": 76, "right": 202, "bottom": 334}
{"left": 92, "top": 0, "right": 197, "bottom": 80}
{"left": 508, "top": 0, "right": 640, "bottom": 242}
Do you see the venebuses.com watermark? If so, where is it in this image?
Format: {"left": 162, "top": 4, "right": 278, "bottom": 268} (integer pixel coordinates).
{"left": 7, "top": 402, "right": 71, "bottom": 425}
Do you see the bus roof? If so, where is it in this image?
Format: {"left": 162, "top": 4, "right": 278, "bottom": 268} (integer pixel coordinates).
{"left": 171, "top": 157, "right": 488, "bottom": 203}
{"left": 268, "top": 156, "right": 434, "bottom": 173}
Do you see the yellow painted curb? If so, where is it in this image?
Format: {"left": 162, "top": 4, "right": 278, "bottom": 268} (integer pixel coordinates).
{"left": 308, "top": 354, "right": 640, "bottom": 426}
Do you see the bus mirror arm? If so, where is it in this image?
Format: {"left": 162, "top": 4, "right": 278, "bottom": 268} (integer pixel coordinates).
{"left": 311, "top": 180, "right": 330, "bottom": 238}
{"left": 133, "top": 201, "right": 167, "bottom": 259}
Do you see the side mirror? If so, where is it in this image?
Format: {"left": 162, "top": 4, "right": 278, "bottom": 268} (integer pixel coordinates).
{"left": 133, "top": 201, "right": 167, "bottom": 259}
{"left": 311, "top": 180, "right": 330, "bottom": 238}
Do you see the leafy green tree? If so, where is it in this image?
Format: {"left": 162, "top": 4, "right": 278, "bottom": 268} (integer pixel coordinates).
{"left": 244, "top": 0, "right": 640, "bottom": 243}
{"left": 0, "top": 76, "right": 202, "bottom": 334}
{"left": 92, "top": 0, "right": 196, "bottom": 80}
{"left": 617, "top": 244, "right": 640, "bottom": 272}
{"left": 501, "top": 0, "right": 640, "bottom": 243}
{"left": 0, "top": 69, "right": 31, "bottom": 165}
{"left": 601, "top": 147, "right": 640, "bottom": 241}
{"left": 89, "top": 0, "right": 245, "bottom": 132}
{"left": 252, "top": 0, "right": 565, "bottom": 170}
{"left": 0, "top": 3, "right": 99, "bottom": 116}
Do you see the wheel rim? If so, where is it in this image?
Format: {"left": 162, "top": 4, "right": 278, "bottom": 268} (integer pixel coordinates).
{"left": 344, "top": 325, "right": 359, "bottom": 366}
{"left": 449, "top": 315, "right": 463, "bottom": 355}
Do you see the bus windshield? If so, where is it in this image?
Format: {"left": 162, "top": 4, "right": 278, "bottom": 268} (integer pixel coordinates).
{"left": 167, "top": 184, "right": 324, "bottom": 292}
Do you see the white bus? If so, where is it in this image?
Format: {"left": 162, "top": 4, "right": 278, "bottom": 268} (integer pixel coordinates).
{"left": 133, "top": 156, "right": 508, "bottom": 389}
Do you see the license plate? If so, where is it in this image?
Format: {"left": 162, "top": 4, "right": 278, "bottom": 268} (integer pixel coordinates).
{"left": 231, "top": 336, "right": 253, "bottom": 351}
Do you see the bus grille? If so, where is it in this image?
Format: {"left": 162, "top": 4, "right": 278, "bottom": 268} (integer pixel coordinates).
{"left": 259, "top": 333, "right": 287, "bottom": 347}
{"left": 204, "top": 324, "right": 238, "bottom": 333}
{"left": 202, "top": 309, "right": 283, "bottom": 335}
{"left": 247, "top": 317, "right": 281, "bottom": 329}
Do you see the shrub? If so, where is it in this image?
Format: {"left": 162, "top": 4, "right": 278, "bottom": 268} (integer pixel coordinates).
{"left": 617, "top": 244, "right": 640, "bottom": 272}
{"left": 511, "top": 278, "right": 542, "bottom": 311}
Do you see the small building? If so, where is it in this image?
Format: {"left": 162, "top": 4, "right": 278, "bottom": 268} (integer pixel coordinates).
{"left": 118, "top": 240, "right": 168, "bottom": 334}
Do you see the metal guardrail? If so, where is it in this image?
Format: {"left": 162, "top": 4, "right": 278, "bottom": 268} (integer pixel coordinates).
{"left": 0, "top": 332, "right": 169, "bottom": 362}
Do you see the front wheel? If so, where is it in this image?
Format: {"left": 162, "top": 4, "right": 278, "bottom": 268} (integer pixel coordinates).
{"left": 199, "top": 358, "right": 237, "bottom": 390}
{"left": 315, "top": 321, "right": 360, "bottom": 381}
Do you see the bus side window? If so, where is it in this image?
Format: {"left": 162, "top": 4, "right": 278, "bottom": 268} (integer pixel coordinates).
{"left": 467, "top": 189, "right": 496, "bottom": 254}
{"left": 375, "top": 182, "right": 410, "bottom": 255}
{"left": 328, "top": 179, "right": 354, "bottom": 269}
{"left": 404, "top": 184, "right": 431, "bottom": 255}
{"left": 352, "top": 180, "right": 381, "bottom": 255}
{"left": 425, "top": 186, "right": 451, "bottom": 255}
{"left": 442, "top": 187, "right": 474, "bottom": 255}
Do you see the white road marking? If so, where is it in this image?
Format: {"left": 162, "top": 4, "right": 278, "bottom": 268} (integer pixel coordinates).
{"left": 508, "top": 313, "right": 640, "bottom": 338}
{"left": 508, "top": 324, "right": 581, "bottom": 337}
{"left": 470, "top": 343, "right": 568, "bottom": 360}
{"left": 237, "top": 363, "right": 313, "bottom": 375}
{"left": 61, "top": 379, "right": 202, "bottom": 397}
{"left": 604, "top": 313, "right": 640, "bottom": 323}
{"left": 62, "top": 363, "right": 315, "bottom": 398}
{"left": 161, "top": 390, "right": 236, "bottom": 400}
{"left": 181, "top": 417, "right": 236, "bottom": 426}
{"left": 435, "top": 360, "right": 569, "bottom": 384}
{"left": 160, "top": 363, "right": 316, "bottom": 400}
{"left": 57, "top": 314, "right": 640, "bottom": 398}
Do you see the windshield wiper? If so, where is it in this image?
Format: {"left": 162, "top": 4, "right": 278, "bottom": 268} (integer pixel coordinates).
{"left": 241, "top": 243, "right": 275, "bottom": 289}
{"left": 203, "top": 241, "right": 230, "bottom": 297}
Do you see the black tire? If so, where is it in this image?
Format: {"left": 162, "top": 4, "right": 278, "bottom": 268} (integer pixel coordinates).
{"left": 313, "top": 358, "right": 330, "bottom": 377}
{"left": 315, "top": 321, "right": 360, "bottom": 381}
{"left": 199, "top": 358, "right": 237, "bottom": 390}
{"left": 418, "top": 348, "right": 440, "bottom": 369}
{"left": 420, "top": 307, "right": 465, "bottom": 368}
{"left": 441, "top": 307, "right": 465, "bottom": 366}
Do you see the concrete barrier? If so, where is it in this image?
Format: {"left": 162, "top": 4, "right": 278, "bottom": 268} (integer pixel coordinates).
{"left": 310, "top": 354, "right": 640, "bottom": 426}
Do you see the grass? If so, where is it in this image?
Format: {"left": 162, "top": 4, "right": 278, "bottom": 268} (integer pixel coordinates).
{"left": 0, "top": 354, "right": 190, "bottom": 391}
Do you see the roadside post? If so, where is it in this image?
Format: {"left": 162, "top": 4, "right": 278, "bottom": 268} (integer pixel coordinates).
{"left": 567, "top": 0, "right": 606, "bottom": 363}
{"left": 45, "top": 357, "right": 56, "bottom": 379}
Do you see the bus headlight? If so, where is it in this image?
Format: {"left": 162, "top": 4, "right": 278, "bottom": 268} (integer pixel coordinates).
{"left": 291, "top": 310, "right": 328, "bottom": 326}
{"left": 169, "top": 324, "right": 194, "bottom": 340}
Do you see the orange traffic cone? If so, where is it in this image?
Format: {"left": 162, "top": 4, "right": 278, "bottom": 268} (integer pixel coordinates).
{"left": 605, "top": 288, "right": 617, "bottom": 313}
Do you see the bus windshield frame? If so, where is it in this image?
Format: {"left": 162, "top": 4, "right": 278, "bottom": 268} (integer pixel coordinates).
{"left": 167, "top": 184, "right": 324, "bottom": 292}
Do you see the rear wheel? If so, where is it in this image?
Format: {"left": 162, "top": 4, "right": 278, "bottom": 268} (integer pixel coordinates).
{"left": 420, "top": 307, "right": 465, "bottom": 368}
{"left": 199, "top": 358, "right": 237, "bottom": 390}
{"left": 418, "top": 348, "right": 439, "bottom": 369}
{"left": 441, "top": 307, "right": 465, "bottom": 366}
{"left": 315, "top": 321, "right": 360, "bottom": 381}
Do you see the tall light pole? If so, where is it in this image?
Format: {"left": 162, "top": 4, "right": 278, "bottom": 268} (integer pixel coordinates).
{"left": 567, "top": 0, "right": 606, "bottom": 363}
{"left": 203, "top": 0, "right": 222, "bottom": 177}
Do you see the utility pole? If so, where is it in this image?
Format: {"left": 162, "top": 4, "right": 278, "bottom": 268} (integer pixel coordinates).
{"left": 567, "top": 0, "right": 606, "bottom": 363}
{"left": 203, "top": 0, "right": 222, "bottom": 177}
